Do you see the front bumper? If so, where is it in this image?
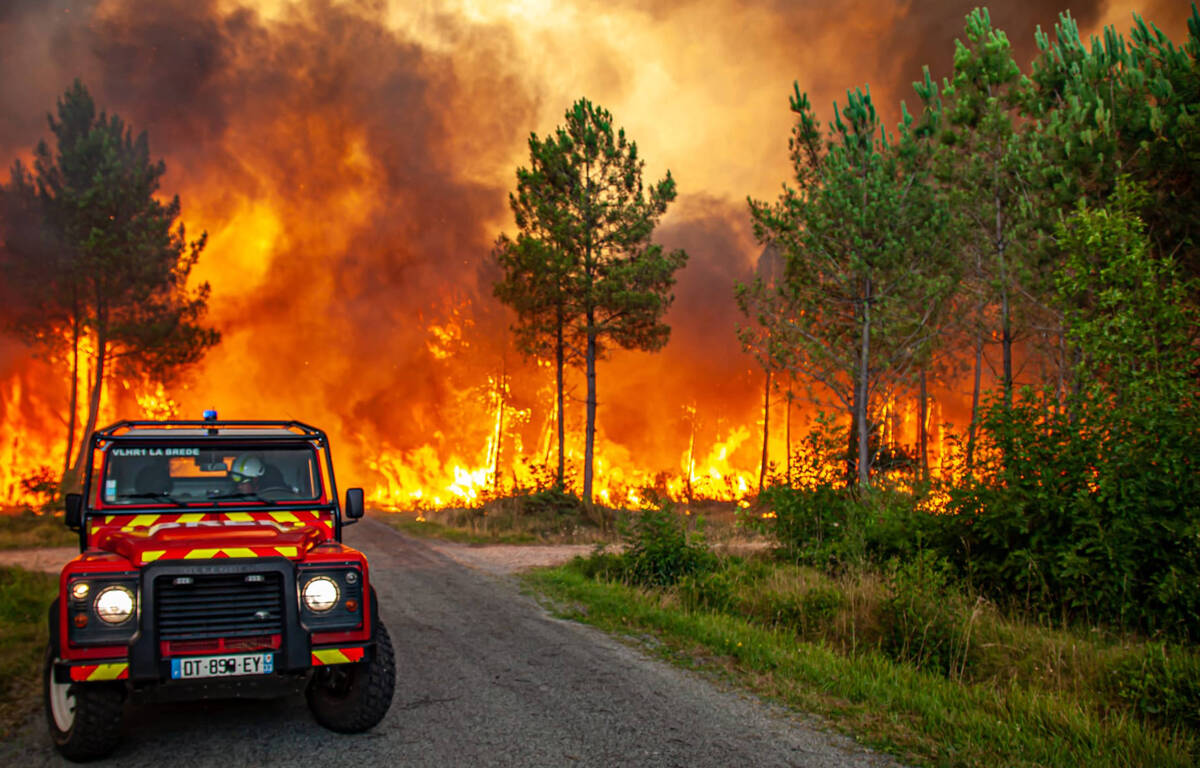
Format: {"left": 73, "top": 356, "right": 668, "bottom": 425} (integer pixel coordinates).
{"left": 58, "top": 557, "right": 371, "bottom": 686}
{"left": 55, "top": 643, "right": 369, "bottom": 685}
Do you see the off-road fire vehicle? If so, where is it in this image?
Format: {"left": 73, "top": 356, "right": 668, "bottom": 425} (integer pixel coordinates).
{"left": 44, "top": 413, "right": 395, "bottom": 761}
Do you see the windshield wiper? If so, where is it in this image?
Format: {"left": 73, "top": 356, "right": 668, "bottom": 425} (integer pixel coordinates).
{"left": 208, "top": 491, "right": 278, "bottom": 505}
{"left": 118, "top": 492, "right": 187, "bottom": 508}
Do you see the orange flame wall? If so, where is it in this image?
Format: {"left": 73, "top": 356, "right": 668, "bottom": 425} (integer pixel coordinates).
{"left": 0, "top": 0, "right": 1188, "bottom": 508}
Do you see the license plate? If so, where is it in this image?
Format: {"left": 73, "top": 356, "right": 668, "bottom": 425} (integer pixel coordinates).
{"left": 170, "top": 653, "right": 274, "bottom": 680}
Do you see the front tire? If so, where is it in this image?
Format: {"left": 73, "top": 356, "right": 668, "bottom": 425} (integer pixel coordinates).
{"left": 306, "top": 621, "right": 396, "bottom": 733}
{"left": 43, "top": 645, "right": 125, "bottom": 762}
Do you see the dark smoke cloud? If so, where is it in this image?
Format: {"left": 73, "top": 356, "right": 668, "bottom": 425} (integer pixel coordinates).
{"left": 0, "top": 0, "right": 539, "bottom": 470}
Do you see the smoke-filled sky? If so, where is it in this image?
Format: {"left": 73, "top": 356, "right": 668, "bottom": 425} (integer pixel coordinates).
{"left": 0, "top": 0, "right": 1191, "bottom": 492}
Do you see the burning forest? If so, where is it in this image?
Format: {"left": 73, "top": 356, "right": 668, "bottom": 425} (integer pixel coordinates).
{"left": 0, "top": 0, "right": 1194, "bottom": 517}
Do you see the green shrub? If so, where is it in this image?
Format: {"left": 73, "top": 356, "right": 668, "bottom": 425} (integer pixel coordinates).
{"left": 757, "top": 484, "right": 868, "bottom": 566}
{"left": 570, "top": 550, "right": 626, "bottom": 581}
{"left": 756, "top": 586, "right": 846, "bottom": 638}
{"left": 677, "top": 569, "right": 737, "bottom": 612}
{"left": 756, "top": 484, "right": 945, "bottom": 570}
{"left": 943, "top": 389, "right": 1200, "bottom": 639}
{"left": 931, "top": 186, "right": 1200, "bottom": 640}
{"left": 800, "top": 586, "right": 844, "bottom": 628}
{"left": 622, "top": 504, "right": 716, "bottom": 587}
{"left": 1109, "top": 642, "right": 1200, "bottom": 731}
{"left": 880, "top": 551, "right": 976, "bottom": 677}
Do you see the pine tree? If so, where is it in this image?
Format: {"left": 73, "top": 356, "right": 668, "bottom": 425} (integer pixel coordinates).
{"left": 937, "top": 9, "right": 1040, "bottom": 425}
{"left": 494, "top": 98, "right": 686, "bottom": 504}
{"left": 1029, "top": 7, "right": 1200, "bottom": 285}
{"left": 1, "top": 81, "right": 219, "bottom": 489}
{"left": 749, "top": 86, "right": 954, "bottom": 487}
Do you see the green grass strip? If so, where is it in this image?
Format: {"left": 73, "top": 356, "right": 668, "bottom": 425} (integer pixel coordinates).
{"left": 372, "top": 513, "right": 543, "bottom": 545}
{"left": 0, "top": 512, "right": 77, "bottom": 551}
{"left": 525, "top": 567, "right": 1193, "bottom": 768}
{"left": 0, "top": 566, "right": 57, "bottom": 738}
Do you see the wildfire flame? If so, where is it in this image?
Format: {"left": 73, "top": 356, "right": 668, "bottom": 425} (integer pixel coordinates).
{"left": 0, "top": 0, "right": 1097, "bottom": 512}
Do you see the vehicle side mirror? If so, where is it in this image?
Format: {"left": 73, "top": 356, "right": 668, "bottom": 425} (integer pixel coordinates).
{"left": 343, "top": 487, "right": 364, "bottom": 524}
{"left": 64, "top": 493, "right": 83, "bottom": 531}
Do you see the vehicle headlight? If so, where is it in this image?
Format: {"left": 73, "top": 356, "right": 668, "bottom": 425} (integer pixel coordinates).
{"left": 94, "top": 585, "right": 135, "bottom": 624}
{"left": 302, "top": 577, "right": 339, "bottom": 612}
{"left": 71, "top": 581, "right": 90, "bottom": 600}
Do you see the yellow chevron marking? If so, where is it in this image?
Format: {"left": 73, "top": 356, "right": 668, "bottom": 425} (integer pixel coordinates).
{"left": 142, "top": 550, "right": 166, "bottom": 562}
{"left": 121, "top": 514, "right": 161, "bottom": 530}
{"left": 222, "top": 548, "right": 257, "bottom": 559}
{"left": 270, "top": 512, "right": 299, "bottom": 523}
{"left": 105, "top": 515, "right": 116, "bottom": 524}
{"left": 313, "top": 649, "right": 351, "bottom": 665}
{"left": 275, "top": 546, "right": 298, "bottom": 558}
{"left": 88, "top": 663, "right": 128, "bottom": 681}
{"left": 225, "top": 512, "right": 252, "bottom": 522}
{"left": 178, "top": 513, "right": 205, "bottom": 523}
{"left": 183, "top": 548, "right": 220, "bottom": 559}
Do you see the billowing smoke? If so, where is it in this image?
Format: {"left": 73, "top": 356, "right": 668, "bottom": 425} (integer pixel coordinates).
{"left": 0, "top": 0, "right": 1187, "bottom": 498}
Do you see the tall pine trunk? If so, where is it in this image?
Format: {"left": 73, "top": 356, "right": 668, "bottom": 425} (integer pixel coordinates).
{"left": 856, "top": 277, "right": 872, "bottom": 487}
{"left": 685, "top": 412, "right": 695, "bottom": 503}
{"left": 492, "top": 360, "right": 505, "bottom": 494}
{"left": 994, "top": 169, "right": 1014, "bottom": 408}
{"left": 918, "top": 368, "right": 929, "bottom": 482}
{"left": 582, "top": 310, "right": 597, "bottom": 506}
{"left": 70, "top": 319, "right": 106, "bottom": 490}
{"left": 785, "top": 390, "right": 793, "bottom": 488}
{"left": 555, "top": 313, "right": 566, "bottom": 490}
{"left": 845, "top": 412, "right": 858, "bottom": 489}
{"left": 758, "top": 367, "right": 770, "bottom": 492}
{"left": 62, "top": 306, "right": 81, "bottom": 485}
{"left": 1000, "top": 283, "right": 1013, "bottom": 407}
{"left": 966, "top": 331, "right": 984, "bottom": 469}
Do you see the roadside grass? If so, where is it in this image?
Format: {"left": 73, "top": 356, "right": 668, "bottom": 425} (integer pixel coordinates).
{"left": 372, "top": 512, "right": 549, "bottom": 545}
{"left": 0, "top": 510, "right": 77, "bottom": 551}
{"left": 526, "top": 558, "right": 1197, "bottom": 768}
{"left": 0, "top": 566, "right": 56, "bottom": 738}
{"left": 370, "top": 493, "right": 757, "bottom": 549}
{"left": 371, "top": 487, "right": 613, "bottom": 545}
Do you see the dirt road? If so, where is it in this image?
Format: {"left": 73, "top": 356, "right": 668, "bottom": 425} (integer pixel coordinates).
{"left": 3, "top": 517, "right": 897, "bottom": 767}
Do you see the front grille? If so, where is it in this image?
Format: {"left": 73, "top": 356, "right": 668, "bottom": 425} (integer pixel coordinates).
{"left": 156, "top": 572, "right": 284, "bottom": 641}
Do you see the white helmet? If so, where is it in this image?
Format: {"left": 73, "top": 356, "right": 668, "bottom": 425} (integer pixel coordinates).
{"left": 230, "top": 454, "right": 265, "bottom": 483}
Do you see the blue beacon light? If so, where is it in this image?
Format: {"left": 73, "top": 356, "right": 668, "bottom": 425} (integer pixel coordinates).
{"left": 202, "top": 409, "right": 218, "bottom": 421}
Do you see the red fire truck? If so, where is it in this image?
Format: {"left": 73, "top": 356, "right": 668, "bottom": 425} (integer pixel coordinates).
{"left": 44, "top": 414, "right": 395, "bottom": 760}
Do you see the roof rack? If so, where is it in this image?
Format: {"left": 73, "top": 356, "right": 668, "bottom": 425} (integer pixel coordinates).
{"left": 96, "top": 420, "right": 327, "bottom": 441}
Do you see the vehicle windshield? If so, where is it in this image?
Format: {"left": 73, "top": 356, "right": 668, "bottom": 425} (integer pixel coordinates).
{"left": 102, "top": 445, "right": 322, "bottom": 505}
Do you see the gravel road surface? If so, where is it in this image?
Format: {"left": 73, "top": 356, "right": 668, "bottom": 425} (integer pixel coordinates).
{"left": 4, "top": 517, "right": 899, "bottom": 767}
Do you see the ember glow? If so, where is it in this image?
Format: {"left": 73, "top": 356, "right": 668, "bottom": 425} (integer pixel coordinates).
{"left": 0, "top": 0, "right": 1186, "bottom": 509}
